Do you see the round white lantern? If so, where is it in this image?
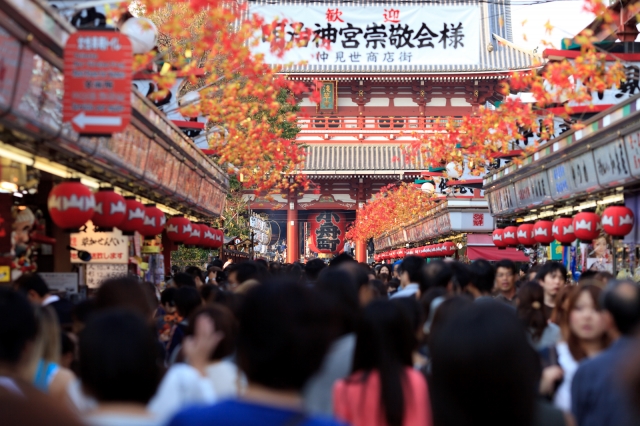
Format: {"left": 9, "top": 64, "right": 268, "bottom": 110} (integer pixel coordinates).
{"left": 446, "top": 162, "right": 462, "bottom": 179}
{"left": 421, "top": 182, "right": 435, "bottom": 193}
{"left": 120, "top": 17, "right": 158, "bottom": 54}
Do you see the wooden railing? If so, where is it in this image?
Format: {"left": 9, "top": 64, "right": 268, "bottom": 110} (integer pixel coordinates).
{"left": 298, "top": 116, "right": 463, "bottom": 131}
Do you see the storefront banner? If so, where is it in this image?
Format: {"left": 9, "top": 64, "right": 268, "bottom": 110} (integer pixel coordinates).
{"left": 70, "top": 222, "right": 128, "bottom": 264}
{"left": 250, "top": 5, "right": 480, "bottom": 66}
{"left": 514, "top": 171, "right": 552, "bottom": 209}
{"left": 548, "top": 163, "right": 573, "bottom": 201}
{"left": 594, "top": 138, "right": 634, "bottom": 187}
{"left": 449, "top": 212, "right": 494, "bottom": 232}
{"left": 569, "top": 151, "right": 600, "bottom": 193}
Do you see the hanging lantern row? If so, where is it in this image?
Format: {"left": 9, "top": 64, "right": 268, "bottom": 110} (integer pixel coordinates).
{"left": 47, "top": 180, "right": 224, "bottom": 248}
{"left": 492, "top": 206, "right": 635, "bottom": 247}
{"left": 376, "top": 241, "right": 456, "bottom": 261}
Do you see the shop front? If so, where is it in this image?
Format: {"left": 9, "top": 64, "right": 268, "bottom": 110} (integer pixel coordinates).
{"left": 484, "top": 93, "right": 640, "bottom": 279}
{"left": 0, "top": 0, "right": 228, "bottom": 290}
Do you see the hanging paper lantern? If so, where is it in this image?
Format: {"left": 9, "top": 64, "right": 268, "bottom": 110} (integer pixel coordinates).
{"left": 184, "top": 223, "right": 203, "bottom": 247}
{"left": 442, "top": 241, "right": 456, "bottom": 256}
{"left": 309, "top": 211, "right": 346, "bottom": 254}
{"left": 140, "top": 204, "right": 165, "bottom": 239}
{"left": 47, "top": 179, "right": 95, "bottom": 232}
{"left": 492, "top": 229, "right": 508, "bottom": 248}
{"left": 533, "top": 220, "right": 555, "bottom": 244}
{"left": 432, "top": 243, "right": 443, "bottom": 257}
{"left": 118, "top": 197, "right": 146, "bottom": 236}
{"left": 503, "top": 226, "right": 519, "bottom": 246}
{"left": 397, "top": 248, "right": 406, "bottom": 258}
{"left": 516, "top": 224, "right": 536, "bottom": 246}
{"left": 202, "top": 225, "right": 218, "bottom": 249}
{"left": 92, "top": 188, "right": 126, "bottom": 231}
{"left": 165, "top": 216, "right": 192, "bottom": 244}
{"left": 421, "top": 181, "right": 435, "bottom": 193}
{"left": 211, "top": 228, "right": 224, "bottom": 249}
{"left": 573, "top": 211, "right": 601, "bottom": 242}
{"left": 553, "top": 217, "right": 576, "bottom": 245}
{"left": 446, "top": 162, "right": 462, "bottom": 179}
{"left": 602, "top": 206, "right": 635, "bottom": 237}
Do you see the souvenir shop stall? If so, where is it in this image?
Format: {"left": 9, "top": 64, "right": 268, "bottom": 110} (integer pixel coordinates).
{"left": 0, "top": 0, "right": 228, "bottom": 292}
{"left": 373, "top": 198, "right": 527, "bottom": 264}
{"left": 484, "top": 93, "right": 640, "bottom": 280}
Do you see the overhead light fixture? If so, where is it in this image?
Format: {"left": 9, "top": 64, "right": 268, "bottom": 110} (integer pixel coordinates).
{"left": 12, "top": 192, "right": 23, "bottom": 198}
{"left": 597, "top": 194, "right": 624, "bottom": 206}
{"left": 556, "top": 206, "right": 574, "bottom": 215}
{"left": 577, "top": 201, "right": 597, "bottom": 210}
{"left": 0, "top": 181, "right": 18, "bottom": 192}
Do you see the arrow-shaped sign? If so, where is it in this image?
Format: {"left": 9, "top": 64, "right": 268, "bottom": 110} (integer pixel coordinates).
{"left": 72, "top": 112, "right": 123, "bottom": 129}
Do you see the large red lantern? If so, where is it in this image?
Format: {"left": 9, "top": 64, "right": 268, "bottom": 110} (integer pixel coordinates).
{"left": 211, "top": 228, "right": 224, "bottom": 249}
{"left": 503, "top": 226, "right": 519, "bottom": 246}
{"left": 432, "top": 244, "right": 443, "bottom": 257}
{"left": 397, "top": 248, "right": 406, "bottom": 258}
{"left": 492, "top": 229, "right": 508, "bottom": 248}
{"left": 202, "top": 225, "right": 218, "bottom": 248}
{"left": 309, "top": 211, "right": 346, "bottom": 254}
{"left": 47, "top": 179, "right": 95, "bottom": 232}
{"left": 553, "top": 217, "right": 576, "bottom": 245}
{"left": 517, "top": 224, "right": 536, "bottom": 246}
{"left": 165, "top": 216, "right": 192, "bottom": 244}
{"left": 140, "top": 204, "right": 165, "bottom": 239}
{"left": 533, "top": 220, "right": 554, "bottom": 244}
{"left": 118, "top": 197, "right": 146, "bottom": 236}
{"left": 442, "top": 241, "right": 456, "bottom": 256}
{"left": 602, "top": 206, "right": 635, "bottom": 237}
{"left": 184, "top": 223, "right": 203, "bottom": 247}
{"left": 93, "top": 188, "right": 126, "bottom": 231}
{"left": 573, "top": 212, "right": 600, "bottom": 242}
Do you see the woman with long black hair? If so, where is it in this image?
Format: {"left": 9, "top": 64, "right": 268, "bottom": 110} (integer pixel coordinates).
{"left": 332, "top": 300, "right": 431, "bottom": 426}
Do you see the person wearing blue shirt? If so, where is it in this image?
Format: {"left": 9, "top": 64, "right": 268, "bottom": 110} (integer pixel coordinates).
{"left": 390, "top": 256, "right": 424, "bottom": 299}
{"left": 168, "top": 279, "right": 347, "bottom": 426}
{"left": 571, "top": 279, "right": 640, "bottom": 426}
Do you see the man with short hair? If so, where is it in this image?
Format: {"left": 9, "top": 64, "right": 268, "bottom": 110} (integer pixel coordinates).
{"left": 15, "top": 273, "right": 73, "bottom": 329}
{"left": 572, "top": 280, "right": 640, "bottom": 426}
{"left": 494, "top": 259, "right": 518, "bottom": 307}
{"left": 390, "top": 256, "right": 424, "bottom": 299}
{"left": 467, "top": 260, "right": 496, "bottom": 301}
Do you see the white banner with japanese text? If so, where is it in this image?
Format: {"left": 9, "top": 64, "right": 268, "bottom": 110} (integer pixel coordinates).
{"left": 70, "top": 222, "right": 129, "bottom": 264}
{"left": 250, "top": 5, "right": 480, "bottom": 66}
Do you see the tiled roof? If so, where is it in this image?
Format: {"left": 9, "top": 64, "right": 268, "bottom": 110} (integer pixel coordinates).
{"left": 303, "top": 144, "right": 426, "bottom": 172}
{"left": 248, "top": 0, "right": 541, "bottom": 74}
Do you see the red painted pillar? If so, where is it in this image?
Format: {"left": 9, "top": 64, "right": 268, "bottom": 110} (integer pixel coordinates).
{"left": 355, "top": 240, "right": 366, "bottom": 263}
{"left": 286, "top": 195, "right": 299, "bottom": 263}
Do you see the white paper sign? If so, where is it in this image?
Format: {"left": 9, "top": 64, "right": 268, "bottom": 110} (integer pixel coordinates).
{"left": 250, "top": 5, "right": 480, "bottom": 66}
{"left": 594, "top": 138, "right": 633, "bottom": 187}
{"left": 39, "top": 273, "right": 78, "bottom": 294}
{"left": 85, "top": 264, "right": 128, "bottom": 289}
{"left": 70, "top": 222, "right": 129, "bottom": 264}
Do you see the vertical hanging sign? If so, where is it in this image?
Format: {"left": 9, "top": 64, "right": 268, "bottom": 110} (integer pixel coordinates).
{"left": 63, "top": 30, "right": 132, "bottom": 135}
{"left": 316, "top": 81, "right": 338, "bottom": 113}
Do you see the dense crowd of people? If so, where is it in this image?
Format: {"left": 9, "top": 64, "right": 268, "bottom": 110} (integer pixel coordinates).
{"left": 2, "top": 254, "right": 640, "bottom": 426}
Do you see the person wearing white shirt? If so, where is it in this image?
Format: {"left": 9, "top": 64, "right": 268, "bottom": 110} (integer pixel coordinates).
{"left": 390, "top": 256, "right": 424, "bottom": 300}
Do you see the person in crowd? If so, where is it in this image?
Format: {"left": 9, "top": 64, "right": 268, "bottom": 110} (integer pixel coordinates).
{"left": 205, "top": 265, "right": 222, "bottom": 286}
{"left": 536, "top": 262, "right": 567, "bottom": 320}
{"left": 540, "top": 285, "right": 610, "bottom": 412}
{"left": 517, "top": 282, "right": 561, "bottom": 350}
{"left": 527, "top": 264, "right": 542, "bottom": 282}
{"left": 391, "top": 256, "right": 424, "bottom": 299}
{"left": 304, "top": 268, "right": 359, "bottom": 415}
{"left": 169, "top": 279, "right": 344, "bottom": 426}
{"left": 185, "top": 267, "right": 205, "bottom": 288}
{"left": 333, "top": 300, "right": 431, "bottom": 426}
{"left": 0, "top": 287, "right": 38, "bottom": 393}
{"left": 369, "top": 279, "right": 388, "bottom": 299}
{"left": 420, "top": 260, "right": 453, "bottom": 293}
{"left": 387, "top": 278, "right": 401, "bottom": 297}
{"left": 79, "top": 310, "right": 163, "bottom": 426}
{"left": 430, "top": 302, "right": 539, "bottom": 426}
{"left": 28, "top": 306, "right": 76, "bottom": 404}
{"left": 377, "top": 264, "right": 392, "bottom": 284}
{"left": 199, "top": 284, "right": 219, "bottom": 304}
{"left": 171, "top": 272, "right": 197, "bottom": 289}
{"left": 572, "top": 280, "right": 640, "bottom": 426}
{"left": 187, "top": 305, "right": 245, "bottom": 399}
{"left": 15, "top": 273, "right": 73, "bottom": 330}
{"left": 550, "top": 286, "right": 574, "bottom": 334}
{"left": 305, "top": 258, "right": 327, "bottom": 286}
{"left": 520, "top": 264, "right": 531, "bottom": 279}
{"left": 226, "top": 262, "right": 263, "bottom": 291}
{"left": 494, "top": 259, "right": 518, "bottom": 306}
{"left": 420, "top": 287, "right": 448, "bottom": 338}
{"left": 466, "top": 260, "right": 496, "bottom": 301}
{"left": 167, "top": 286, "right": 202, "bottom": 364}
{"left": 338, "top": 261, "right": 375, "bottom": 306}
{"left": 392, "top": 297, "right": 428, "bottom": 371}
{"left": 60, "top": 332, "right": 76, "bottom": 371}
{"left": 72, "top": 299, "right": 95, "bottom": 335}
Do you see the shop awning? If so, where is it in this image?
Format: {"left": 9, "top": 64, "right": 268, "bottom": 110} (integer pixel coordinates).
{"left": 466, "top": 234, "right": 528, "bottom": 262}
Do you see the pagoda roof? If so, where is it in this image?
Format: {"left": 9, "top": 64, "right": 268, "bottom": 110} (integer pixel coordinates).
{"left": 303, "top": 143, "right": 426, "bottom": 174}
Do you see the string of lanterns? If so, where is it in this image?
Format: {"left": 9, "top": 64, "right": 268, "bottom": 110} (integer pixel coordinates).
{"left": 492, "top": 206, "right": 635, "bottom": 247}
{"left": 374, "top": 241, "right": 457, "bottom": 262}
{"left": 47, "top": 180, "right": 223, "bottom": 249}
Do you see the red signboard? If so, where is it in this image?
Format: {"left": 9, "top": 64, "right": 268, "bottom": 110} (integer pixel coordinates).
{"left": 63, "top": 30, "right": 132, "bottom": 135}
